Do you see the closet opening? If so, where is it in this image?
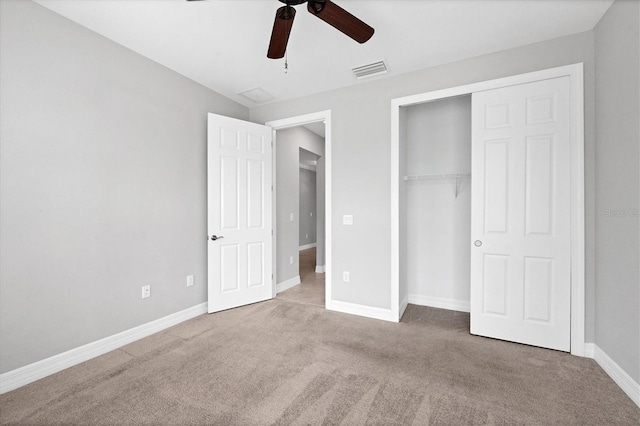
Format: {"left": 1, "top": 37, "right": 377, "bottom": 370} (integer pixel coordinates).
{"left": 399, "top": 95, "right": 472, "bottom": 316}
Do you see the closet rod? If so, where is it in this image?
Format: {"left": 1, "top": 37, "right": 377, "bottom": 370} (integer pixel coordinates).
{"left": 403, "top": 172, "right": 471, "bottom": 181}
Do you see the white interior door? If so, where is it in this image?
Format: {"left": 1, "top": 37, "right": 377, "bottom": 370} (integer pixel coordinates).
{"left": 207, "top": 113, "right": 272, "bottom": 313}
{"left": 470, "top": 77, "right": 571, "bottom": 351}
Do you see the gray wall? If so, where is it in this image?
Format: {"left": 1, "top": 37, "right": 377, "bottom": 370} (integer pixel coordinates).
{"left": 251, "top": 31, "right": 597, "bottom": 320}
{"left": 402, "top": 96, "right": 472, "bottom": 306}
{"left": 0, "top": 0, "right": 248, "bottom": 374}
{"left": 275, "top": 127, "right": 324, "bottom": 284}
{"left": 299, "top": 167, "right": 317, "bottom": 246}
{"left": 594, "top": 0, "right": 640, "bottom": 383}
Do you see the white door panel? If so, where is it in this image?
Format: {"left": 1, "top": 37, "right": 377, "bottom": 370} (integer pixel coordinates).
{"left": 471, "top": 77, "right": 571, "bottom": 351}
{"left": 208, "top": 114, "right": 272, "bottom": 313}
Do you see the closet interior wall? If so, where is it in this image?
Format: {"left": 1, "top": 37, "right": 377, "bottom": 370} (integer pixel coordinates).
{"left": 400, "top": 95, "right": 472, "bottom": 312}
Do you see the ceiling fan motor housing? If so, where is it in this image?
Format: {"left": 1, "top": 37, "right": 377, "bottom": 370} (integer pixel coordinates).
{"left": 278, "top": 0, "right": 313, "bottom": 5}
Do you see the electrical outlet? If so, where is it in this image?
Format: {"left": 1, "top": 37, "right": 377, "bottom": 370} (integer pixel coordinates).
{"left": 306, "top": 233, "right": 308, "bottom": 239}
{"left": 343, "top": 215, "right": 353, "bottom": 225}
{"left": 310, "top": 212, "right": 313, "bottom": 217}
{"left": 289, "top": 256, "right": 294, "bottom": 265}
{"left": 343, "top": 271, "right": 350, "bottom": 282}
{"left": 141, "top": 285, "right": 151, "bottom": 299}
{"left": 186, "top": 275, "right": 194, "bottom": 287}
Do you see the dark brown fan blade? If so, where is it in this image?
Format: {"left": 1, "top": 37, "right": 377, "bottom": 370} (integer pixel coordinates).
{"left": 307, "top": 0, "right": 374, "bottom": 43}
{"left": 267, "top": 5, "right": 296, "bottom": 59}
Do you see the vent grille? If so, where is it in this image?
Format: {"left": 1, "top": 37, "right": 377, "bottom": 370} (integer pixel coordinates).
{"left": 352, "top": 60, "right": 387, "bottom": 79}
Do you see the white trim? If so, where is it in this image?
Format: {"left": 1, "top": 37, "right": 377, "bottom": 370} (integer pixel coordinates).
{"left": 591, "top": 345, "right": 640, "bottom": 407}
{"left": 299, "top": 163, "right": 317, "bottom": 172}
{"left": 299, "top": 243, "right": 317, "bottom": 251}
{"left": 0, "top": 303, "right": 207, "bottom": 395}
{"left": 266, "top": 110, "right": 332, "bottom": 311}
{"left": 391, "top": 94, "right": 400, "bottom": 324}
{"left": 315, "top": 265, "right": 326, "bottom": 273}
{"left": 583, "top": 342, "right": 595, "bottom": 358}
{"left": 399, "top": 294, "right": 409, "bottom": 320}
{"left": 568, "top": 65, "right": 586, "bottom": 356}
{"left": 408, "top": 294, "right": 471, "bottom": 313}
{"left": 276, "top": 275, "right": 301, "bottom": 293}
{"left": 329, "top": 300, "right": 395, "bottom": 322}
{"left": 390, "top": 63, "right": 585, "bottom": 355}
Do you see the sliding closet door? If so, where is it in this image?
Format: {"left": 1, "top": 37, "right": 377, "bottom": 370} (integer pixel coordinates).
{"left": 470, "top": 77, "right": 571, "bottom": 351}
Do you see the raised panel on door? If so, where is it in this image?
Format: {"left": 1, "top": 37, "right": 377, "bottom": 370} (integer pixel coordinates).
{"left": 483, "top": 139, "right": 510, "bottom": 234}
{"left": 482, "top": 254, "right": 509, "bottom": 316}
{"left": 523, "top": 256, "right": 553, "bottom": 323}
{"left": 221, "top": 156, "right": 240, "bottom": 230}
{"left": 247, "top": 159, "right": 264, "bottom": 229}
{"left": 247, "top": 133, "right": 264, "bottom": 154}
{"left": 247, "top": 242, "right": 264, "bottom": 288}
{"left": 220, "top": 244, "right": 240, "bottom": 293}
{"left": 471, "top": 77, "right": 571, "bottom": 352}
{"left": 525, "top": 135, "right": 554, "bottom": 236}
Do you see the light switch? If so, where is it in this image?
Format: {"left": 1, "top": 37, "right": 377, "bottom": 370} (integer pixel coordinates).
{"left": 290, "top": 213, "right": 294, "bottom": 222}
{"left": 343, "top": 215, "right": 353, "bottom": 225}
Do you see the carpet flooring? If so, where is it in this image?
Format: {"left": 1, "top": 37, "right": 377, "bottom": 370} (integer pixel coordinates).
{"left": 1, "top": 299, "right": 638, "bottom": 425}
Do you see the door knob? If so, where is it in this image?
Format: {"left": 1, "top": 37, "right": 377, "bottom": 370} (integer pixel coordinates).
{"left": 210, "top": 235, "right": 224, "bottom": 241}
{"left": 474, "top": 240, "right": 482, "bottom": 247}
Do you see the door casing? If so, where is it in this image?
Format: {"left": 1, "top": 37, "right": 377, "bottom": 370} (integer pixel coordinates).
{"left": 390, "top": 63, "right": 586, "bottom": 356}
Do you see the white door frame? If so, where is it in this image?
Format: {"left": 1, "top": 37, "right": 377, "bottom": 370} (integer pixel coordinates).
{"left": 266, "top": 110, "right": 332, "bottom": 309}
{"left": 390, "top": 63, "right": 586, "bottom": 356}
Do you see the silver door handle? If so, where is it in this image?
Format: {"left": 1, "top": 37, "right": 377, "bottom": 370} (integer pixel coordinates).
{"left": 210, "top": 235, "right": 224, "bottom": 241}
{"left": 474, "top": 240, "right": 482, "bottom": 247}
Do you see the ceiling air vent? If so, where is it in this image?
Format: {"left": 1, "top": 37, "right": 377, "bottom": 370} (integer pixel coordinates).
{"left": 352, "top": 60, "right": 387, "bottom": 79}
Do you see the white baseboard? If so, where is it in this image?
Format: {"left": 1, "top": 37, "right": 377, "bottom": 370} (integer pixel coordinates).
{"left": 408, "top": 294, "right": 470, "bottom": 313}
{"left": 299, "top": 243, "right": 317, "bottom": 251}
{"left": 315, "top": 265, "right": 325, "bottom": 273}
{"left": 583, "top": 342, "right": 595, "bottom": 358}
{"left": 329, "top": 300, "right": 395, "bottom": 322}
{"left": 0, "top": 302, "right": 207, "bottom": 395}
{"left": 589, "top": 344, "right": 640, "bottom": 407}
{"left": 276, "top": 275, "right": 301, "bottom": 293}
{"left": 399, "top": 294, "right": 409, "bottom": 320}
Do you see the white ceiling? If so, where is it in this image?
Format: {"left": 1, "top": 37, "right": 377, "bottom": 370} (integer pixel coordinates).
{"left": 35, "top": 0, "right": 612, "bottom": 108}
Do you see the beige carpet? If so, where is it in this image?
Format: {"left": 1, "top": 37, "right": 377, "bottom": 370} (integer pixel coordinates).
{"left": 1, "top": 301, "right": 638, "bottom": 424}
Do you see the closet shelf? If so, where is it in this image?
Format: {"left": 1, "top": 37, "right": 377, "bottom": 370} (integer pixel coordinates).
{"left": 403, "top": 172, "right": 471, "bottom": 181}
{"left": 403, "top": 172, "right": 471, "bottom": 198}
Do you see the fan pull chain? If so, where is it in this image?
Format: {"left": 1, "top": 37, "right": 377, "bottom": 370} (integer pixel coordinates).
{"left": 284, "top": 51, "right": 289, "bottom": 74}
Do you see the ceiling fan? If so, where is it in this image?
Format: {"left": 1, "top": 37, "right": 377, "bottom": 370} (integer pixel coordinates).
{"left": 187, "top": 0, "right": 374, "bottom": 59}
